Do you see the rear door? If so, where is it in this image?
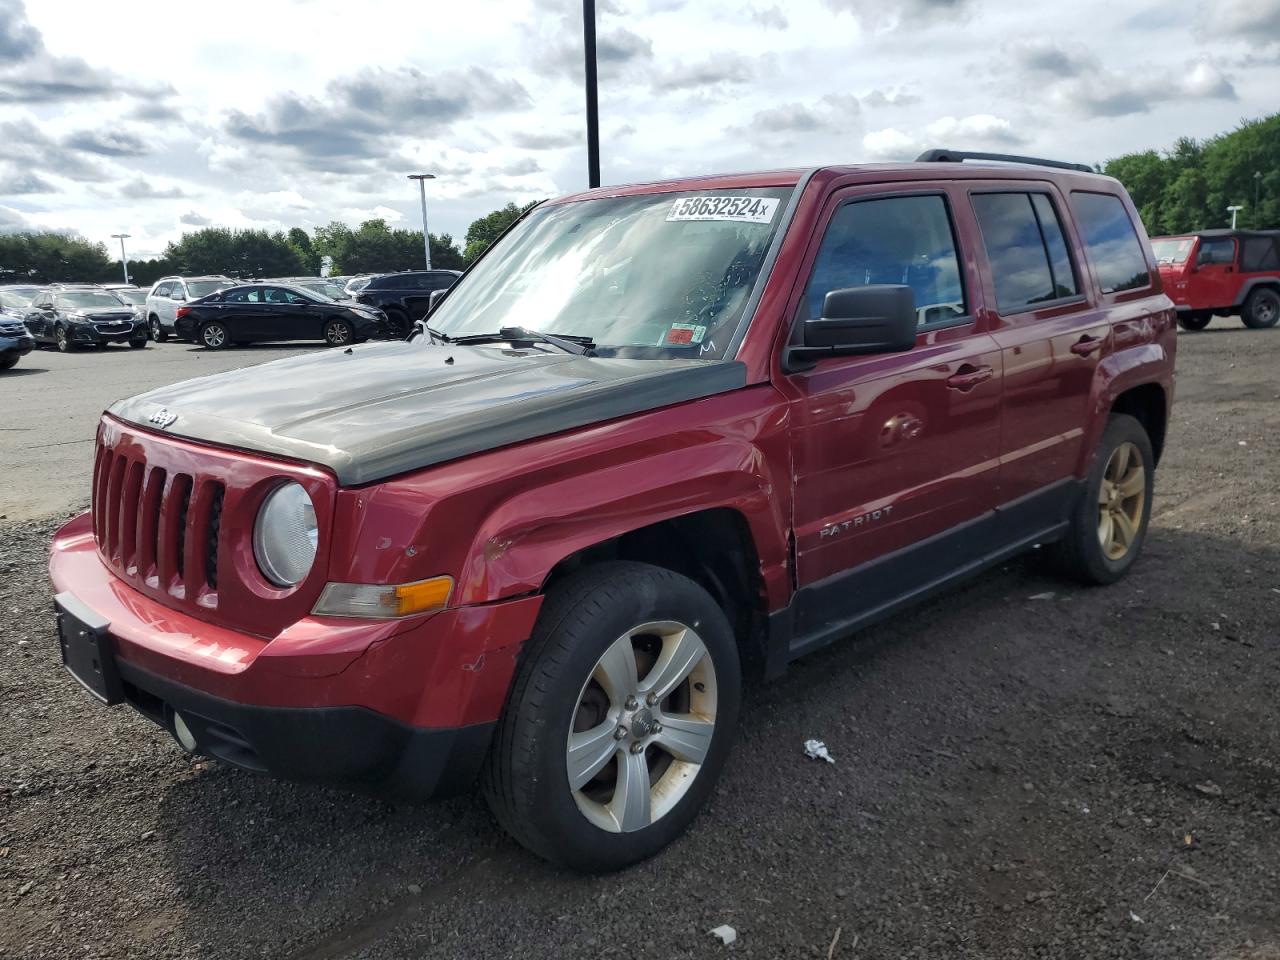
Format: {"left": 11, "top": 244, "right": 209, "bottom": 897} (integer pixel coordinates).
{"left": 1189, "top": 236, "right": 1238, "bottom": 311}
{"left": 219, "top": 287, "right": 266, "bottom": 338}
{"left": 969, "top": 187, "right": 1109, "bottom": 529}
{"left": 402, "top": 273, "right": 434, "bottom": 320}
{"left": 783, "top": 184, "right": 1003, "bottom": 637}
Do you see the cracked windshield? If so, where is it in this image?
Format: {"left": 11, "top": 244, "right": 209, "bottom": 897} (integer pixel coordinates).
{"left": 428, "top": 187, "right": 794, "bottom": 360}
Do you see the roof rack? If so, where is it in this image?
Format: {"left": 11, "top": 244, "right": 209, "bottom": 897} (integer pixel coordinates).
{"left": 916, "top": 149, "right": 1094, "bottom": 174}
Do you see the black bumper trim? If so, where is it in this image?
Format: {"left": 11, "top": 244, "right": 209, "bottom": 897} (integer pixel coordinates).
{"left": 115, "top": 659, "right": 494, "bottom": 799}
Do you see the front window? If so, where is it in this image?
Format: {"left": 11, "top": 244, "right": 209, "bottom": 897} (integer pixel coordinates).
{"left": 429, "top": 187, "right": 794, "bottom": 359}
{"left": 1196, "top": 238, "right": 1236, "bottom": 266}
{"left": 55, "top": 291, "right": 128, "bottom": 310}
{"left": 1151, "top": 237, "right": 1194, "bottom": 265}
{"left": 0, "top": 290, "right": 34, "bottom": 309}
{"left": 186, "top": 280, "right": 231, "bottom": 298}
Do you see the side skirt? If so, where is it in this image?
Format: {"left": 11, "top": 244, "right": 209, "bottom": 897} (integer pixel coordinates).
{"left": 765, "top": 479, "right": 1082, "bottom": 678}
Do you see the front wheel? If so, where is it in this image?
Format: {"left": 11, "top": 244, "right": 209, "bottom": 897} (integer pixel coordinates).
{"left": 199, "top": 321, "right": 229, "bottom": 349}
{"left": 1177, "top": 312, "right": 1212, "bottom": 331}
{"left": 0, "top": 354, "right": 17, "bottom": 370}
{"left": 1045, "top": 413, "right": 1154, "bottom": 585}
{"left": 55, "top": 326, "right": 73, "bottom": 352}
{"left": 323, "top": 318, "right": 353, "bottom": 347}
{"left": 150, "top": 317, "right": 168, "bottom": 342}
{"left": 1242, "top": 288, "right": 1280, "bottom": 329}
{"left": 129, "top": 340, "right": 147, "bottom": 350}
{"left": 483, "top": 562, "right": 741, "bottom": 872}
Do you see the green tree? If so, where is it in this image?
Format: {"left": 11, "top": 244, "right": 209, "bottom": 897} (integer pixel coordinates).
{"left": 0, "top": 232, "right": 115, "bottom": 283}
{"left": 287, "top": 227, "right": 321, "bottom": 275}
{"left": 463, "top": 201, "right": 540, "bottom": 264}
{"left": 163, "top": 228, "right": 304, "bottom": 278}
{"left": 312, "top": 219, "right": 463, "bottom": 274}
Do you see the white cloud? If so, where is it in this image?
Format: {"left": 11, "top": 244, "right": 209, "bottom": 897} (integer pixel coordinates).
{"left": 924, "top": 114, "right": 1024, "bottom": 146}
{"left": 862, "top": 128, "right": 919, "bottom": 161}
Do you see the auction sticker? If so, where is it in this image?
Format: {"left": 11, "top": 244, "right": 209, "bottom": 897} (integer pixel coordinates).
{"left": 667, "top": 195, "right": 779, "bottom": 224}
{"left": 664, "top": 323, "right": 707, "bottom": 345}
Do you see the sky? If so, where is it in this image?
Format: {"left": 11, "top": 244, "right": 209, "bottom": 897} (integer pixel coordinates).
{"left": 0, "top": 0, "right": 1277, "bottom": 259}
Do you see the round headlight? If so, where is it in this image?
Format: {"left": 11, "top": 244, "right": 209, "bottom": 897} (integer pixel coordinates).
{"left": 253, "top": 482, "right": 318, "bottom": 587}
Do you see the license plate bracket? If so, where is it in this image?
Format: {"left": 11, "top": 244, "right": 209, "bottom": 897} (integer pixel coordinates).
{"left": 55, "top": 592, "right": 124, "bottom": 705}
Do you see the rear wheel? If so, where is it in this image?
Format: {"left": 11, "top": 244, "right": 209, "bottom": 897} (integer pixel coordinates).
{"left": 323, "top": 318, "right": 353, "bottom": 347}
{"left": 149, "top": 316, "right": 168, "bottom": 342}
{"left": 1045, "top": 413, "right": 1154, "bottom": 585}
{"left": 199, "top": 321, "right": 228, "bottom": 349}
{"left": 1242, "top": 288, "right": 1280, "bottom": 329}
{"left": 1176, "top": 312, "right": 1212, "bottom": 331}
{"left": 483, "top": 562, "right": 741, "bottom": 872}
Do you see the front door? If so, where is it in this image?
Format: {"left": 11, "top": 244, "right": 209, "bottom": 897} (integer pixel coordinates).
{"left": 1189, "top": 236, "right": 1238, "bottom": 311}
{"left": 782, "top": 186, "right": 1003, "bottom": 642}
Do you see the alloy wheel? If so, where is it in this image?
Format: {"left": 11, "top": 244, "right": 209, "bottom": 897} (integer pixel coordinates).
{"left": 202, "top": 323, "right": 226, "bottom": 348}
{"left": 324, "top": 320, "right": 351, "bottom": 346}
{"left": 1097, "top": 441, "right": 1146, "bottom": 561}
{"left": 567, "top": 620, "right": 717, "bottom": 833}
{"left": 150, "top": 318, "right": 161, "bottom": 340}
{"left": 56, "top": 327, "right": 68, "bottom": 352}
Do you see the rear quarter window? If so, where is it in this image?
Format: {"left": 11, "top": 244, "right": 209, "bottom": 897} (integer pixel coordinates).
{"left": 1070, "top": 192, "right": 1151, "bottom": 295}
{"left": 1241, "top": 236, "right": 1280, "bottom": 272}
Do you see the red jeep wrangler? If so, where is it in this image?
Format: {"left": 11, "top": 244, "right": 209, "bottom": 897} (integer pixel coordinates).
{"left": 50, "top": 151, "right": 1176, "bottom": 871}
{"left": 1152, "top": 229, "right": 1280, "bottom": 331}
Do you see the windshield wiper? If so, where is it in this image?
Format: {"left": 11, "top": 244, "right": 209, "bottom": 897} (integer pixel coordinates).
{"left": 443, "top": 326, "right": 596, "bottom": 356}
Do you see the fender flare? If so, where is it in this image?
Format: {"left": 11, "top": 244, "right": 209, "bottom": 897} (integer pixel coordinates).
{"left": 1075, "top": 343, "right": 1171, "bottom": 476}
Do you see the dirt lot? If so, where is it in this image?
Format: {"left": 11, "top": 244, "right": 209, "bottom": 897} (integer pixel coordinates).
{"left": 1, "top": 321, "right": 1278, "bottom": 960}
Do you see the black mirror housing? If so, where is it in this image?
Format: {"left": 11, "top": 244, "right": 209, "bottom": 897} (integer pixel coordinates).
{"left": 427, "top": 289, "right": 448, "bottom": 315}
{"left": 786, "top": 285, "right": 918, "bottom": 370}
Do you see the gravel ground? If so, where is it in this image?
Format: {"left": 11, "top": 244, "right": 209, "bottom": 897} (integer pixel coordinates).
{"left": 2, "top": 318, "right": 1278, "bottom": 959}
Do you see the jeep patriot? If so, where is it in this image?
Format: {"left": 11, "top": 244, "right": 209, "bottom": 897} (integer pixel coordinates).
{"left": 50, "top": 151, "right": 1176, "bottom": 871}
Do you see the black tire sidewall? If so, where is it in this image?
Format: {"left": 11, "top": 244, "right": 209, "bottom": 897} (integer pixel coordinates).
{"left": 1071, "top": 414, "right": 1155, "bottom": 584}
{"left": 491, "top": 563, "right": 741, "bottom": 872}
{"left": 1243, "top": 289, "right": 1280, "bottom": 329}
{"left": 1177, "top": 313, "right": 1211, "bottom": 331}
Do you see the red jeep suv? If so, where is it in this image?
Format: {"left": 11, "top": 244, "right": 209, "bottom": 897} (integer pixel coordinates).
{"left": 50, "top": 151, "right": 1176, "bottom": 871}
{"left": 1152, "top": 229, "right": 1280, "bottom": 331}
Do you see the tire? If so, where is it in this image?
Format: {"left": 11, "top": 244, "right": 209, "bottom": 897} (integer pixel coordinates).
{"left": 0, "top": 354, "right": 17, "bottom": 370}
{"left": 129, "top": 340, "right": 147, "bottom": 350}
{"left": 1045, "top": 413, "right": 1154, "bottom": 585}
{"left": 199, "top": 321, "right": 229, "bottom": 349}
{"left": 483, "top": 561, "right": 741, "bottom": 872}
{"left": 149, "top": 317, "right": 168, "bottom": 342}
{"left": 55, "top": 326, "right": 73, "bottom": 353}
{"left": 323, "top": 318, "right": 354, "bottom": 347}
{"left": 1241, "top": 288, "right": 1280, "bottom": 329}
{"left": 1176, "top": 312, "right": 1212, "bottom": 331}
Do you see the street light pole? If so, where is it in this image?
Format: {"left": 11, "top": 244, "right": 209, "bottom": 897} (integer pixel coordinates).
{"left": 407, "top": 174, "right": 436, "bottom": 269}
{"left": 583, "top": 0, "right": 600, "bottom": 188}
{"left": 1227, "top": 205, "right": 1244, "bottom": 229}
{"left": 110, "top": 233, "right": 130, "bottom": 285}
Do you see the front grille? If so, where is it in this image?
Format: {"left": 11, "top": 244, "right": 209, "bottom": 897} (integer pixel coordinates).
{"left": 0, "top": 320, "right": 27, "bottom": 335}
{"left": 92, "top": 444, "right": 222, "bottom": 605}
{"left": 90, "top": 416, "right": 334, "bottom": 639}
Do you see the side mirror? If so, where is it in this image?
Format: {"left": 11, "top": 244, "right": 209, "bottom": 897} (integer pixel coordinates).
{"left": 785, "top": 285, "right": 918, "bottom": 370}
{"left": 427, "top": 288, "right": 448, "bottom": 314}
{"left": 172, "top": 292, "right": 187, "bottom": 302}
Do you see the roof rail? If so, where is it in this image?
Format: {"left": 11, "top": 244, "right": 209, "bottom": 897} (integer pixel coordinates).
{"left": 916, "top": 149, "right": 1094, "bottom": 174}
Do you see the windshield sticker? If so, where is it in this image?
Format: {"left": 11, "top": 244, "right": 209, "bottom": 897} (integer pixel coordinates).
{"left": 664, "top": 323, "right": 707, "bottom": 345}
{"left": 667, "top": 196, "right": 780, "bottom": 225}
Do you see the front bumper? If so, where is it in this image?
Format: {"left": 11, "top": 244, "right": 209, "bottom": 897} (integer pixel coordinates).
{"left": 49, "top": 511, "right": 543, "bottom": 797}
{"left": 1, "top": 334, "right": 34, "bottom": 358}
{"left": 70, "top": 324, "right": 147, "bottom": 345}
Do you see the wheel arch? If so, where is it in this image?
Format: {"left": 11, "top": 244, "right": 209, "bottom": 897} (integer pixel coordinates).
{"left": 1109, "top": 383, "right": 1167, "bottom": 465}
{"left": 1233, "top": 277, "right": 1280, "bottom": 306}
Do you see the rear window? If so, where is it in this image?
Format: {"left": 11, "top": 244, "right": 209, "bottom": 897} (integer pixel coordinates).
{"left": 186, "top": 280, "right": 230, "bottom": 298}
{"left": 1070, "top": 192, "right": 1150, "bottom": 294}
{"left": 1151, "top": 237, "right": 1195, "bottom": 264}
{"left": 1240, "top": 236, "right": 1280, "bottom": 273}
{"left": 972, "top": 192, "right": 1079, "bottom": 314}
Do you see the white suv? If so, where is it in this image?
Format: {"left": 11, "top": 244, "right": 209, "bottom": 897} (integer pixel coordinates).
{"left": 146, "top": 276, "right": 235, "bottom": 341}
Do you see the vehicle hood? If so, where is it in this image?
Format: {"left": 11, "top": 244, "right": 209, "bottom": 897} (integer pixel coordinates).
{"left": 109, "top": 341, "right": 747, "bottom": 485}
{"left": 69, "top": 308, "right": 137, "bottom": 321}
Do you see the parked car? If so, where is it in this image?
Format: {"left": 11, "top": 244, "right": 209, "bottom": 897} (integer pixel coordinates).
{"left": 145, "top": 276, "right": 236, "bottom": 342}
{"left": 105, "top": 284, "right": 152, "bottom": 310}
{"left": 349, "top": 270, "right": 461, "bottom": 336}
{"left": 0, "top": 284, "right": 44, "bottom": 305}
{"left": 0, "top": 290, "right": 36, "bottom": 370}
{"left": 173, "top": 282, "right": 391, "bottom": 348}
{"left": 261, "top": 277, "right": 350, "bottom": 301}
{"left": 50, "top": 152, "right": 1175, "bottom": 872}
{"left": 1152, "top": 230, "right": 1280, "bottom": 331}
{"left": 24, "top": 286, "right": 147, "bottom": 351}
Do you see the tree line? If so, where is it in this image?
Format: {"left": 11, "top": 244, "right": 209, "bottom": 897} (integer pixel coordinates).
{"left": 1102, "top": 113, "right": 1278, "bottom": 236}
{"left": 0, "top": 201, "right": 536, "bottom": 285}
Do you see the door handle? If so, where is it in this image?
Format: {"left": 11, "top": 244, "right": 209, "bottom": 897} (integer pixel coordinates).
{"left": 1071, "top": 336, "right": 1104, "bottom": 357}
{"left": 945, "top": 364, "right": 994, "bottom": 391}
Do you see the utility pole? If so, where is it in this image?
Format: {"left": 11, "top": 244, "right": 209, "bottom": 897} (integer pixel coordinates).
{"left": 583, "top": 0, "right": 600, "bottom": 188}
{"left": 407, "top": 174, "right": 436, "bottom": 269}
{"left": 110, "top": 233, "right": 130, "bottom": 285}
{"left": 1227, "top": 205, "right": 1243, "bottom": 229}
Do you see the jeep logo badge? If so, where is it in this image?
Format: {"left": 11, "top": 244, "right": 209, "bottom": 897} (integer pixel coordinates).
{"left": 148, "top": 409, "right": 178, "bottom": 428}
